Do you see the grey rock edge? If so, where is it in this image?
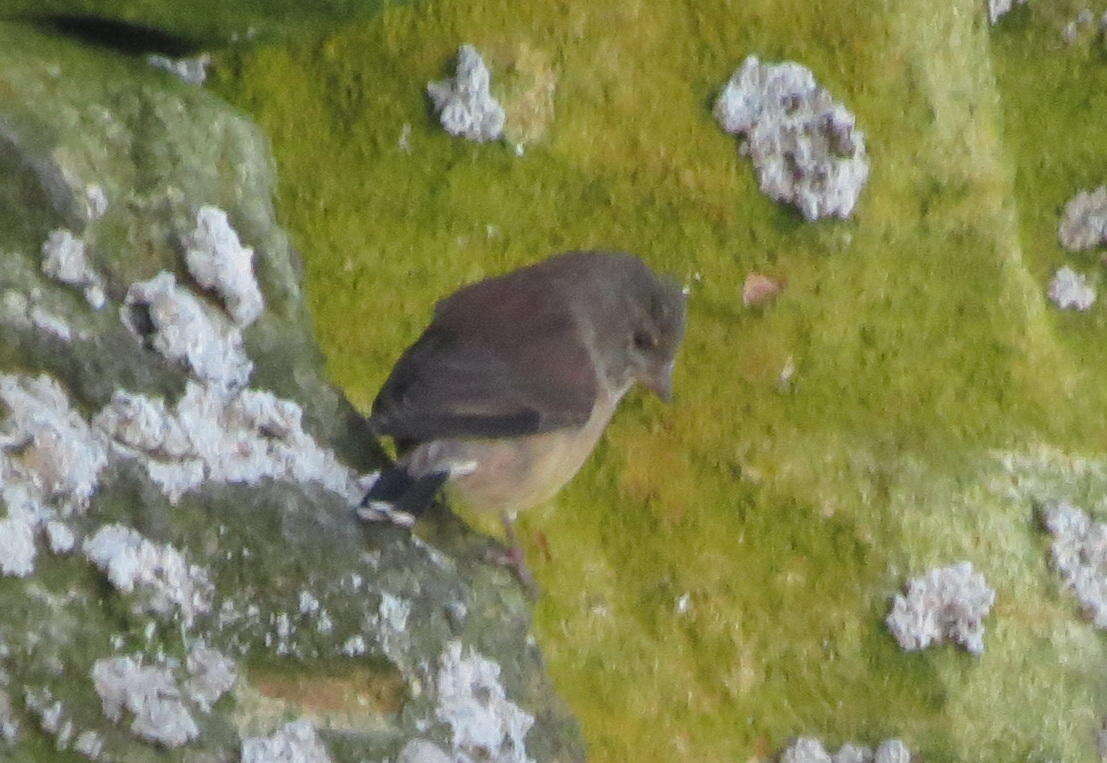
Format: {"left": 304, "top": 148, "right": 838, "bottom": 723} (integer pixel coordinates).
{"left": 0, "top": 25, "right": 582, "bottom": 762}
{"left": 714, "top": 55, "right": 869, "bottom": 221}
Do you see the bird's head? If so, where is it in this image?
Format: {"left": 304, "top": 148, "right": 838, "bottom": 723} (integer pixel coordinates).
{"left": 613, "top": 264, "right": 686, "bottom": 402}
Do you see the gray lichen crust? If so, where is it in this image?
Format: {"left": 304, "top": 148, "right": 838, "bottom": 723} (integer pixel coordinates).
{"left": 886, "top": 561, "right": 996, "bottom": 654}
{"left": 91, "top": 656, "right": 200, "bottom": 748}
{"left": 1042, "top": 502, "right": 1107, "bottom": 629}
{"left": 1059, "top": 187, "right": 1107, "bottom": 251}
{"left": 146, "top": 54, "right": 210, "bottom": 85}
{"left": 714, "top": 55, "right": 869, "bottom": 221}
{"left": 184, "top": 206, "right": 264, "bottom": 328}
{"left": 1048, "top": 266, "right": 1096, "bottom": 311}
{"left": 779, "top": 737, "right": 912, "bottom": 763}
{"left": 241, "top": 719, "right": 332, "bottom": 762}
{"left": 122, "top": 271, "right": 254, "bottom": 391}
{"left": 83, "top": 524, "right": 214, "bottom": 625}
{"left": 0, "top": 23, "right": 583, "bottom": 762}
{"left": 428, "top": 44, "right": 507, "bottom": 143}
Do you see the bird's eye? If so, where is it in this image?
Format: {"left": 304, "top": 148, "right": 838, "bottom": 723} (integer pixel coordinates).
{"left": 633, "top": 330, "right": 656, "bottom": 351}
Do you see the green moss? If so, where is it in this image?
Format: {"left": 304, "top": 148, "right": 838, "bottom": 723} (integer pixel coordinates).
{"left": 211, "top": 0, "right": 1107, "bottom": 758}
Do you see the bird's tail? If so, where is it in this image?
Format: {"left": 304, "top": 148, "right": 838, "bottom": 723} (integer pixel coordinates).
{"left": 361, "top": 467, "right": 448, "bottom": 516}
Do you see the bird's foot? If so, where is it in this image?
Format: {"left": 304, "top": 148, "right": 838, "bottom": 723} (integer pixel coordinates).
{"left": 485, "top": 543, "right": 540, "bottom": 598}
{"left": 489, "top": 511, "right": 540, "bottom": 597}
{"left": 356, "top": 501, "right": 416, "bottom": 528}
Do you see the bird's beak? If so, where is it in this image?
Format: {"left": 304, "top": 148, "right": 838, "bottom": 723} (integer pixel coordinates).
{"left": 644, "top": 360, "right": 675, "bottom": 402}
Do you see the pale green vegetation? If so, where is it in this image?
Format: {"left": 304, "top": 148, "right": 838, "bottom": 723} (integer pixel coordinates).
{"left": 15, "top": 0, "right": 1107, "bottom": 757}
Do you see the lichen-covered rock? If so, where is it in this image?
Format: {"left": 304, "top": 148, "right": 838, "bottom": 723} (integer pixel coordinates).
{"left": 0, "top": 373, "right": 108, "bottom": 576}
{"left": 40, "top": 229, "right": 105, "bottom": 309}
{"left": 1041, "top": 502, "right": 1107, "bottom": 629}
{"left": 1059, "top": 187, "right": 1107, "bottom": 251}
{"left": 91, "top": 656, "right": 200, "bottom": 748}
{"left": 83, "top": 524, "right": 214, "bottom": 625}
{"left": 95, "top": 381, "right": 375, "bottom": 504}
{"left": 1048, "top": 266, "right": 1096, "bottom": 311}
{"left": 434, "top": 640, "right": 535, "bottom": 762}
{"left": 427, "top": 44, "right": 506, "bottom": 143}
{"left": 779, "top": 737, "right": 912, "bottom": 763}
{"left": 885, "top": 561, "right": 995, "bottom": 654}
{"left": 714, "top": 55, "right": 869, "bottom": 221}
{"left": 123, "top": 271, "right": 254, "bottom": 390}
{"left": 146, "top": 53, "right": 210, "bottom": 85}
{"left": 0, "top": 24, "right": 582, "bottom": 762}
{"left": 241, "top": 718, "right": 332, "bottom": 762}
{"left": 184, "top": 205, "right": 264, "bottom": 327}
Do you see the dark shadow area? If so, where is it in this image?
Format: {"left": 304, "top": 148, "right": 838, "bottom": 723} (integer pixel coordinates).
{"left": 14, "top": 13, "right": 204, "bottom": 56}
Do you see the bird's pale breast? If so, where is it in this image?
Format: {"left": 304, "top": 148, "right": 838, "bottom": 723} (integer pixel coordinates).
{"left": 404, "top": 389, "right": 620, "bottom": 515}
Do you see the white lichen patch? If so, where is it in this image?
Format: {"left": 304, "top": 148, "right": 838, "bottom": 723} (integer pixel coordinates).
{"left": 427, "top": 45, "right": 506, "bottom": 143}
{"left": 369, "top": 591, "right": 412, "bottom": 662}
{"left": 0, "top": 502, "right": 37, "bottom": 578}
{"left": 0, "top": 689, "right": 19, "bottom": 745}
{"left": 886, "top": 561, "right": 995, "bottom": 654}
{"left": 74, "top": 729, "right": 103, "bottom": 758}
{"left": 1048, "top": 266, "right": 1096, "bottom": 311}
{"left": 146, "top": 54, "right": 210, "bottom": 85}
{"left": 780, "top": 737, "right": 911, "bottom": 762}
{"left": 398, "top": 739, "right": 452, "bottom": 763}
{"left": 122, "top": 271, "right": 252, "bottom": 390}
{"left": 44, "top": 521, "right": 75, "bottom": 554}
{"left": 183, "top": 206, "right": 263, "bottom": 327}
{"left": 434, "top": 640, "right": 534, "bottom": 762}
{"left": 0, "top": 374, "right": 108, "bottom": 576}
{"left": 1041, "top": 502, "right": 1107, "bottom": 629}
{"left": 241, "top": 718, "right": 332, "bottom": 762}
{"left": 83, "top": 524, "right": 213, "bottom": 625}
{"left": 85, "top": 184, "right": 108, "bottom": 221}
{"left": 91, "top": 656, "right": 199, "bottom": 748}
{"left": 714, "top": 55, "right": 869, "bottom": 221}
{"left": 95, "top": 382, "right": 375, "bottom": 505}
{"left": 184, "top": 645, "right": 237, "bottom": 712}
{"left": 988, "top": 0, "right": 1027, "bottom": 24}
{"left": 40, "top": 229, "right": 106, "bottom": 310}
{"left": 24, "top": 688, "right": 76, "bottom": 752}
{"left": 0, "top": 289, "right": 84, "bottom": 341}
{"left": 341, "top": 635, "right": 367, "bottom": 657}
{"left": 1058, "top": 187, "right": 1107, "bottom": 251}
{"left": 93, "top": 390, "right": 191, "bottom": 458}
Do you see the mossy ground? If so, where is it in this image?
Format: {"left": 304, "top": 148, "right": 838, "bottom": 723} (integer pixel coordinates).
{"left": 200, "top": 0, "right": 1106, "bottom": 757}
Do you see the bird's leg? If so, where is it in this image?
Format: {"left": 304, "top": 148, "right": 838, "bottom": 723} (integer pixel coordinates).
{"left": 494, "top": 510, "right": 538, "bottom": 596}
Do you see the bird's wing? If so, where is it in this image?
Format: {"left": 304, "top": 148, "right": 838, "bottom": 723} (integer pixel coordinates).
{"left": 370, "top": 277, "right": 599, "bottom": 442}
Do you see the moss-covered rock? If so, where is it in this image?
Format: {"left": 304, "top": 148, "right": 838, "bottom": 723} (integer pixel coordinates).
{"left": 0, "top": 22, "right": 582, "bottom": 761}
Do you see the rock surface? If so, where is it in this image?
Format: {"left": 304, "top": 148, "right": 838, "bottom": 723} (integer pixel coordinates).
{"left": 0, "top": 25, "right": 582, "bottom": 761}
{"left": 714, "top": 55, "right": 869, "bottom": 221}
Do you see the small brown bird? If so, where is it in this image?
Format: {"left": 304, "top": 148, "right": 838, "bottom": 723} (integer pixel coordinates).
{"left": 361, "top": 251, "right": 685, "bottom": 573}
